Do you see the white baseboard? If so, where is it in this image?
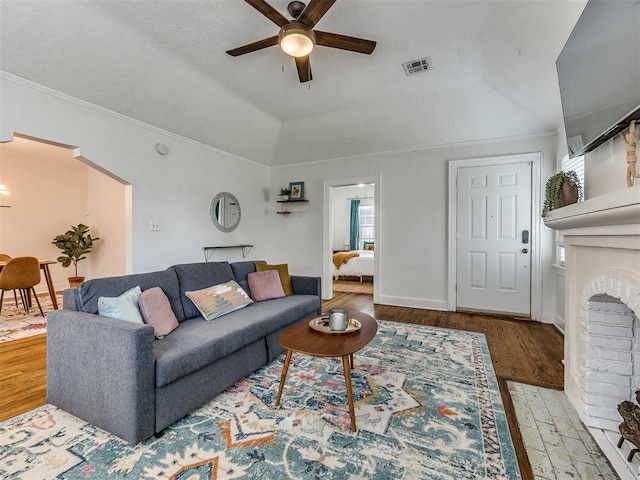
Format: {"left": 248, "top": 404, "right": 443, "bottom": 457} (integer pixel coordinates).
{"left": 540, "top": 310, "right": 555, "bottom": 324}
{"left": 34, "top": 283, "right": 66, "bottom": 296}
{"left": 376, "top": 295, "right": 448, "bottom": 311}
{"left": 554, "top": 313, "right": 565, "bottom": 335}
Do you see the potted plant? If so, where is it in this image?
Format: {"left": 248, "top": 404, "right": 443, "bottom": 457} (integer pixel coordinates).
{"left": 542, "top": 170, "right": 583, "bottom": 217}
{"left": 278, "top": 187, "right": 292, "bottom": 201}
{"left": 52, "top": 224, "right": 100, "bottom": 287}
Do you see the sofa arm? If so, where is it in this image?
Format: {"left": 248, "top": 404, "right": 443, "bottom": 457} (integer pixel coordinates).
{"left": 47, "top": 309, "right": 156, "bottom": 444}
{"left": 291, "top": 275, "right": 322, "bottom": 298}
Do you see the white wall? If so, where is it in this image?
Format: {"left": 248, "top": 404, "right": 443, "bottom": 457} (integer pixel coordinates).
{"left": 331, "top": 185, "right": 374, "bottom": 251}
{"left": 86, "top": 166, "right": 128, "bottom": 281}
{"left": 584, "top": 133, "right": 634, "bottom": 198}
{"left": 270, "top": 135, "right": 558, "bottom": 318}
{"left": 1, "top": 74, "right": 270, "bottom": 277}
{"left": 1, "top": 72, "right": 563, "bottom": 320}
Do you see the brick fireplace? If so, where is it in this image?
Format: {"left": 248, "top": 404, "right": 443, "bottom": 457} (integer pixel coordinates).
{"left": 545, "top": 185, "right": 640, "bottom": 477}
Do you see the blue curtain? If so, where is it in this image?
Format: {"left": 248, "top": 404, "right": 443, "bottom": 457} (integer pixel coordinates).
{"left": 349, "top": 199, "right": 360, "bottom": 250}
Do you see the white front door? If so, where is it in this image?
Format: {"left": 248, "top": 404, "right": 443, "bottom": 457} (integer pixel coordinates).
{"left": 456, "top": 162, "right": 532, "bottom": 316}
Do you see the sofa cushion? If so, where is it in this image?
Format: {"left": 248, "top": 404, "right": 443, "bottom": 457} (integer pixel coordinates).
{"left": 185, "top": 281, "right": 253, "bottom": 321}
{"left": 74, "top": 270, "right": 185, "bottom": 321}
{"left": 247, "top": 270, "right": 285, "bottom": 301}
{"left": 138, "top": 287, "right": 179, "bottom": 339}
{"left": 169, "top": 262, "right": 235, "bottom": 320}
{"left": 255, "top": 263, "right": 294, "bottom": 295}
{"left": 230, "top": 261, "right": 260, "bottom": 296}
{"left": 97, "top": 286, "right": 144, "bottom": 324}
{"left": 154, "top": 294, "right": 321, "bottom": 387}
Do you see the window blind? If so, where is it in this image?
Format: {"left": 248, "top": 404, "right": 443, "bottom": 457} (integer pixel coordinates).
{"left": 560, "top": 154, "right": 585, "bottom": 195}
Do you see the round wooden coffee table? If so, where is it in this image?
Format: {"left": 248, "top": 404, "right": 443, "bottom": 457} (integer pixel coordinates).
{"left": 274, "top": 310, "right": 377, "bottom": 432}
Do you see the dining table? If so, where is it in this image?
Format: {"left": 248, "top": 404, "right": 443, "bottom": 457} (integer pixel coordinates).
{"left": 0, "top": 259, "right": 58, "bottom": 310}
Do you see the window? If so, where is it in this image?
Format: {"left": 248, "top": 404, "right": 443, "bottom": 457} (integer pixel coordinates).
{"left": 358, "top": 205, "right": 374, "bottom": 248}
{"left": 559, "top": 152, "right": 585, "bottom": 196}
{"left": 555, "top": 149, "right": 584, "bottom": 267}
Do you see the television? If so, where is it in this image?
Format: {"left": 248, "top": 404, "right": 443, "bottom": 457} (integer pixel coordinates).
{"left": 557, "top": 0, "right": 640, "bottom": 158}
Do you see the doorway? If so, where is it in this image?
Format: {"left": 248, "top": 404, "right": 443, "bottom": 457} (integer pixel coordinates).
{"left": 448, "top": 154, "right": 542, "bottom": 319}
{"left": 0, "top": 134, "right": 131, "bottom": 293}
{"left": 323, "top": 176, "right": 381, "bottom": 302}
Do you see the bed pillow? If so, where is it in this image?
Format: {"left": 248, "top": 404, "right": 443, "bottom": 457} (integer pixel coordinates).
{"left": 185, "top": 280, "right": 253, "bottom": 321}
{"left": 255, "top": 262, "right": 294, "bottom": 295}
{"left": 138, "top": 287, "right": 179, "bottom": 339}
{"left": 97, "top": 286, "right": 144, "bottom": 324}
{"left": 247, "top": 270, "right": 286, "bottom": 302}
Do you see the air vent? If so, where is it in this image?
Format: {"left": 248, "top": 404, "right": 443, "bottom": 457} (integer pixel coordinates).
{"left": 402, "top": 57, "right": 432, "bottom": 76}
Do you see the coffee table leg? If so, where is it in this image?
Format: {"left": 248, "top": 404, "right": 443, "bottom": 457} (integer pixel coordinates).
{"left": 349, "top": 353, "right": 354, "bottom": 369}
{"left": 275, "top": 349, "right": 293, "bottom": 407}
{"left": 342, "top": 355, "right": 357, "bottom": 432}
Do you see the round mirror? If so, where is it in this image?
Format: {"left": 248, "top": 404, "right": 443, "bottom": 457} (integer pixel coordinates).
{"left": 210, "top": 192, "right": 241, "bottom": 232}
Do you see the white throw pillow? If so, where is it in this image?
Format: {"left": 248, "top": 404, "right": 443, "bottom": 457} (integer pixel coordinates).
{"left": 98, "top": 286, "right": 144, "bottom": 324}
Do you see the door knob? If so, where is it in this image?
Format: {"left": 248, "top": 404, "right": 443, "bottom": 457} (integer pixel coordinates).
{"left": 521, "top": 248, "right": 529, "bottom": 253}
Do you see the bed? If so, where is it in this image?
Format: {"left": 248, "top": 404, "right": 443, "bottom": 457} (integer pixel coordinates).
{"left": 332, "top": 250, "right": 374, "bottom": 281}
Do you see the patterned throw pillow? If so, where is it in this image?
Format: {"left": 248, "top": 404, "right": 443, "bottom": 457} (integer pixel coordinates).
{"left": 247, "top": 270, "right": 286, "bottom": 302}
{"left": 185, "top": 280, "right": 253, "bottom": 321}
{"left": 254, "top": 262, "right": 294, "bottom": 295}
{"left": 97, "top": 286, "right": 144, "bottom": 324}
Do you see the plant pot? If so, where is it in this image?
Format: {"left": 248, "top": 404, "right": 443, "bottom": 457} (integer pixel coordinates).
{"left": 558, "top": 181, "right": 579, "bottom": 209}
{"left": 68, "top": 276, "right": 85, "bottom": 288}
{"left": 279, "top": 195, "right": 289, "bottom": 201}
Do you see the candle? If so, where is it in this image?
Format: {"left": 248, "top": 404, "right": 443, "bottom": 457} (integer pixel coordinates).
{"left": 329, "top": 308, "right": 348, "bottom": 331}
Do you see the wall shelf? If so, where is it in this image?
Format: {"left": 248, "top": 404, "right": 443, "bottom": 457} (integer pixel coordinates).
{"left": 276, "top": 199, "right": 309, "bottom": 215}
{"left": 203, "top": 244, "right": 253, "bottom": 261}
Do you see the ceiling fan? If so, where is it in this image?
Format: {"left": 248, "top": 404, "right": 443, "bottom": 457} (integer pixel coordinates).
{"left": 226, "top": 0, "right": 377, "bottom": 83}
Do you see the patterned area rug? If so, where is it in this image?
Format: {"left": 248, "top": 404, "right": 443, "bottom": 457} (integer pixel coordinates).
{"left": 0, "top": 293, "right": 62, "bottom": 343}
{"left": 0, "top": 321, "right": 521, "bottom": 479}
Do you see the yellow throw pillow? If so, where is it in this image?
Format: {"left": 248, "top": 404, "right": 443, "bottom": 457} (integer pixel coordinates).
{"left": 255, "top": 262, "right": 294, "bottom": 296}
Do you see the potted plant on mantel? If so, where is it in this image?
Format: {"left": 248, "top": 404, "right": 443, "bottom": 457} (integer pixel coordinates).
{"left": 542, "top": 170, "right": 583, "bottom": 217}
{"left": 52, "top": 224, "right": 100, "bottom": 287}
{"left": 278, "top": 187, "right": 292, "bottom": 201}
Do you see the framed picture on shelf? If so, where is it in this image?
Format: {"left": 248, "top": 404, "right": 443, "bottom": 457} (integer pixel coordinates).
{"left": 288, "top": 181, "right": 305, "bottom": 200}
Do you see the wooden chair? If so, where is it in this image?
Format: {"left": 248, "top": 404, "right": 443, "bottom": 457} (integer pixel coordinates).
{"left": 0, "top": 253, "right": 19, "bottom": 308}
{"left": 0, "top": 256, "right": 44, "bottom": 317}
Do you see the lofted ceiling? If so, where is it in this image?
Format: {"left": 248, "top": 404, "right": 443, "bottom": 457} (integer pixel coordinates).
{"left": 0, "top": 0, "right": 586, "bottom": 166}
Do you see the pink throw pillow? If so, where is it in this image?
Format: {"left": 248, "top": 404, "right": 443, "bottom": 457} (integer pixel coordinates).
{"left": 138, "top": 287, "right": 179, "bottom": 339}
{"left": 248, "top": 270, "right": 286, "bottom": 302}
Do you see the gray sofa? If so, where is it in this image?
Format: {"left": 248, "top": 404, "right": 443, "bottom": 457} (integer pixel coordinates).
{"left": 46, "top": 260, "right": 321, "bottom": 444}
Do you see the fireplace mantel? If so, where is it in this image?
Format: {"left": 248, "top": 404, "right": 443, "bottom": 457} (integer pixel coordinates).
{"left": 543, "top": 186, "right": 640, "bottom": 232}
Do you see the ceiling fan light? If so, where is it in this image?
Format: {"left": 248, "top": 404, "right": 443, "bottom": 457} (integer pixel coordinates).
{"left": 279, "top": 23, "right": 315, "bottom": 58}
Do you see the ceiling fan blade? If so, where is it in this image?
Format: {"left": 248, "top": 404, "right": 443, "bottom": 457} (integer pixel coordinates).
{"left": 226, "top": 36, "right": 279, "bottom": 56}
{"left": 295, "top": 56, "right": 313, "bottom": 83}
{"left": 315, "top": 31, "right": 377, "bottom": 54}
{"left": 244, "top": 0, "right": 289, "bottom": 27}
{"left": 297, "top": 0, "right": 337, "bottom": 28}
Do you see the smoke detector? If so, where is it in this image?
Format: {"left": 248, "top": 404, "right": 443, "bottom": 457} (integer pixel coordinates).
{"left": 402, "top": 57, "right": 432, "bottom": 76}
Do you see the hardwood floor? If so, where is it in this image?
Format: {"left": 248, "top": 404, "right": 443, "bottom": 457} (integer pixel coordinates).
{"left": 0, "top": 333, "right": 47, "bottom": 422}
{"left": 0, "top": 292, "right": 564, "bottom": 479}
